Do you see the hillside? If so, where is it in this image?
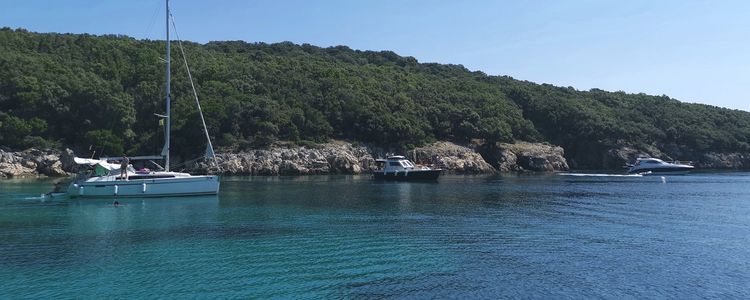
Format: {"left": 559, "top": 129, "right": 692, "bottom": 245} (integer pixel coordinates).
{"left": 1, "top": 28, "right": 749, "bottom": 168}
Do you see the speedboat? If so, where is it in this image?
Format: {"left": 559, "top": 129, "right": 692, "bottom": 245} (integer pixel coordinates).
{"left": 373, "top": 155, "right": 441, "bottom": 180}
{"left": 627, "top": 157, "right": 694, "bottom": 175}
{"left": 66, "top": 0, "right": 219, "bottom": 198}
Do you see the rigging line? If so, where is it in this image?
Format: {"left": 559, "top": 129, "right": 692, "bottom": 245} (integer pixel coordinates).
{"left": 142, "top": 0, "right": 162, "bottom": 40}
{"left": 170, "top": 156, "right": 201, "bottom": 168}
{"left": 169, "top": 12, "right": 217, "bottom": 162}
{"left": 169, "top": 155, "right": 219, "bottom": 174}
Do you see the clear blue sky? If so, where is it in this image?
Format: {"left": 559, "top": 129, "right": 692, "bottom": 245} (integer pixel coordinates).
{"left": 2, "top": 0, "right": 749, "bottom": 111}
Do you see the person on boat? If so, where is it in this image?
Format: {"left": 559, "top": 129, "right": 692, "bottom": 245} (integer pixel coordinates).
{"left": 52, "top": 181, "right": 63, "bottom": 193}
{"left": 120, "top": 155, "right": 130, "bottom": 180}
{"left": 45, "top": 181, "right": 63, "bottom": 197}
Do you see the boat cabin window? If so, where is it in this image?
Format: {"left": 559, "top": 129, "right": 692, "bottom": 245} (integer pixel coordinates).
{"left": 389, "top": 162, "right": 401, "bottom": 167}
{"left": 119, "top": 174, "right": 176, "bottom": 180}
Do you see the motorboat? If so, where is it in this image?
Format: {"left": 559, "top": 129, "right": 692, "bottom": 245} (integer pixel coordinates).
{"left": 66, "top": 0, "right": 219, "bottom": 198}
{"left": 626, "top": 157, "right": 694, "bottom": 175}
{"left": 373, "top": 155, "right": 441, "bottom": 180}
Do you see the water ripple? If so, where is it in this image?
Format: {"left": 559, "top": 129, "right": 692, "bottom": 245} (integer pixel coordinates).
{"left": 2, "top": 174, "right": 750, "bottom": 298}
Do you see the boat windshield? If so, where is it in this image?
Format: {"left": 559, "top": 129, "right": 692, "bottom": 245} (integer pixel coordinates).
{"left": 645, "top": 159, "right": 666, "bottom": 164}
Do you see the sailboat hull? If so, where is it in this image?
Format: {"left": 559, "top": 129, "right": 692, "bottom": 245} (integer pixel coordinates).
{"left": 67, "top": 175, "right": 220, "bottom": 198}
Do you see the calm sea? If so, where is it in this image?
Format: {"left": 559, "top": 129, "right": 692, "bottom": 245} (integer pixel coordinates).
{"left": 1, "top": 173, "right": 749, "bottom": 299}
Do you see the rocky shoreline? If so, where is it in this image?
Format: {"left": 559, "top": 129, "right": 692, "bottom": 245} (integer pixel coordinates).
{"left": 190, "top": 143, "right": 375, "bottom": 176}
{"left": 2, "top": 141, "right": 749, "bottom": 178}
{"left": 0, "top": 148, "right": 76, "bottom": 178}
{"left": 597, "top": 145, "right": 750, "bottom": 170}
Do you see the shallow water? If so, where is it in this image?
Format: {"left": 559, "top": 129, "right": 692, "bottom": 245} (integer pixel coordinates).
{"left": 1, "top": 174, "right": 749, "bottom": 298}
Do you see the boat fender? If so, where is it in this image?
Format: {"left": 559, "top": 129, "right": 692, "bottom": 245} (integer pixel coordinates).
{"left": 114, "top": 185, "right": 118, "bottom": 196}
{"left": 79, "top": 185, "right": 84, "bottom": 195}
{"left": 142, "top": 182, "right": 147, "bottom": 193}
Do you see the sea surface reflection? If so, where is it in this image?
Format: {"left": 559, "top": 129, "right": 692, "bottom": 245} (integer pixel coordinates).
{"left": 1, "top": 174, "right": 749, "bottom": 298}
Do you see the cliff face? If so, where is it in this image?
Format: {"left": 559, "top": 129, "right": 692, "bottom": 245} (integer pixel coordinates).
{"left": 193, "top": 141, "right": 567, "bottom": 175}
{"left": 479, "top": 142, "right": 569, "bottom": 172}
{"left": 0, "top": 148, "right": 74, "bottom": 178}
{"left": 696, "top": 152, "right": 750, "bottom": 169}
{"left": 0, "top": 142, "right": 568, "bottom": 177}
{"left": 412, "top": 142, "right": 496, "bottom": 174}
{"left": 191, "top": 143, "right": 375, "bottom": 175}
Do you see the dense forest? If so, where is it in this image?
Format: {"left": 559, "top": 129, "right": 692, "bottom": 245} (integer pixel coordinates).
{"left": 1, "top": 28, "right": 749, "bottom": 167}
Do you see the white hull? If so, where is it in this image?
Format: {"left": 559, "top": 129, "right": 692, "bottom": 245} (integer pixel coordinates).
{"left": 67, "top": 175, "right": 219, "bottom": 198}
{"left": 628, "top": 166, "right": 694, "bottom": 175}
{"left": 637, "top": 170, "right": 692, "bottom": 175}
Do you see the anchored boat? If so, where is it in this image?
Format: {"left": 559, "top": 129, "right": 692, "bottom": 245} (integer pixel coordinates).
{"left": 373, "top": 155, "right": 441, "bottom": 181}
{"left": 67, "top": 0, "right": 219, "bottom": 198}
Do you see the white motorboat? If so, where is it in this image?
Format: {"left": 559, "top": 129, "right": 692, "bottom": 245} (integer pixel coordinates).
{"left": 67, "top": 0, "right": 219, "bottom": 198}
{"left": 626, "top": 157, "right": 694, "bottom": 175}
{"left": 373, "top": 155, "right": 441, "bottom": 180}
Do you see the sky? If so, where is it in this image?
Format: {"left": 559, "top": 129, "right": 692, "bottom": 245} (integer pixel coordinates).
{"left": 1, "top": 0, "right": 749, "bottom": 111}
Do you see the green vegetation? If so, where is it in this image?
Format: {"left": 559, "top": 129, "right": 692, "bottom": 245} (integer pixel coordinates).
{"left": 1, "top": 28, "right": 749, "bottom": 167}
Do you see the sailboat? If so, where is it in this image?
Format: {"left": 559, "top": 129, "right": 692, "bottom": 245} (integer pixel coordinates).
{"left": 66, "top": 0, "right": 220, "bottom": 198}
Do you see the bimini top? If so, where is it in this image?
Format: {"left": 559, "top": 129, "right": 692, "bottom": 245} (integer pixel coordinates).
{"left": 73, "top": 157, "right": 134, "bottom": 176}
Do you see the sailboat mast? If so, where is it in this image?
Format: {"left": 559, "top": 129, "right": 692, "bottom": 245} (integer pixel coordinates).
{"left": 164, "top": 0, "right": 171, "bottom": 171}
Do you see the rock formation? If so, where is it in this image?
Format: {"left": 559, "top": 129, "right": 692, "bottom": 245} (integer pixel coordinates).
{"left": 480, "top": 142, "right": 569, "bottom": 172}
{"left": 697, "top": 152, "right": 750, "bottom": 169}
{"left": 190, "top": 142, "right": 375, "bottom": 175}
{"left": 0, "top": 148, "right": 73, "bottom": 178}
{"left": 411, "top": 142, "right": 496, "bottom": 174}
{"left": 5, "top": 141, "right": 750, "bottom": 178}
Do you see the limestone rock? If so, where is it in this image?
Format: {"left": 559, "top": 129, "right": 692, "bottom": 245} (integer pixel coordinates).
{"left": 697, "top": 152, "right": 750, "bottom": 169}
{"left": 0, "top": 148, "right": 76, "bottom": 177}
{"left": 190, "top": 142, "right": 375, "bottom": 175}
{"left": 60, "top": 148, "right": 78, "bottom": 172}
{"left": 412, "top": 141, "right": 495, "bottom": 174}
{"left": 483, "top": 142, "right": 569, "bottom": 172}
{"left": 0, "top": 161, "right": 37, "bottom": 177}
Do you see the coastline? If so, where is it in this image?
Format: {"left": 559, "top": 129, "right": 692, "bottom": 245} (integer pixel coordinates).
{"left": 2, "top": 141, "right": 749, "bottom": 178}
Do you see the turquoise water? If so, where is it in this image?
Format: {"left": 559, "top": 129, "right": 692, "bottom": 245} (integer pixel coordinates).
{"left": 1, "top": 174, "right": 750, "bottom": 298}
